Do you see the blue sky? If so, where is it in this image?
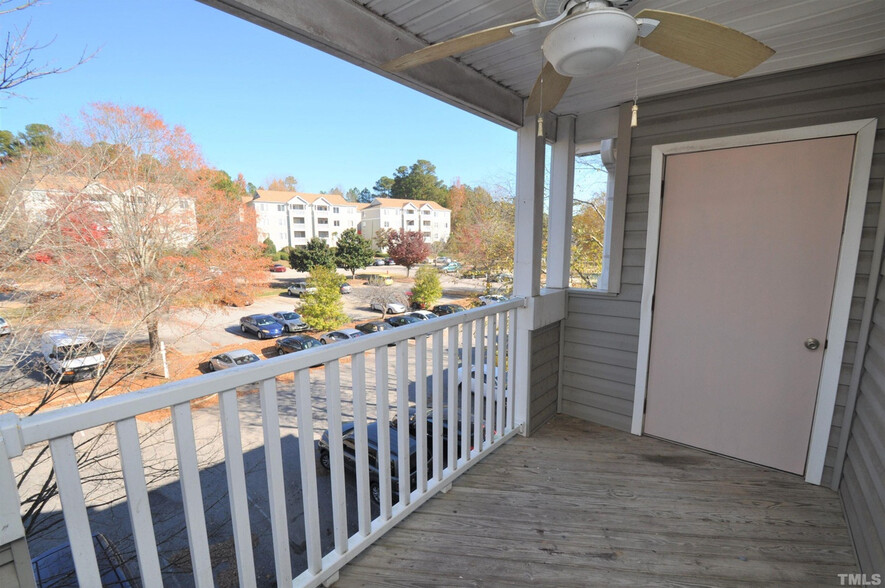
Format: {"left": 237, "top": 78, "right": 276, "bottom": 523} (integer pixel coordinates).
{"left": 1, "top": 0, "right": 517, "bottom": 194}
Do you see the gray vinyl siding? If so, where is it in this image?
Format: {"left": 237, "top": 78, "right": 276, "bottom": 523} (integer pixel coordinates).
{"left": 529, "top": 321, "right": 560, "bottom": 433}
{"left": 562, "top": 54, "right": 885, "bottom": 490}
{"left": 841, "top": 258, "right": 885, "bottom": 574}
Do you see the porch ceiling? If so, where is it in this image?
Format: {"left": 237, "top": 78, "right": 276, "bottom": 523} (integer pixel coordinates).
{"left": 201, "top": 0, "right": 885, "bottom": 129}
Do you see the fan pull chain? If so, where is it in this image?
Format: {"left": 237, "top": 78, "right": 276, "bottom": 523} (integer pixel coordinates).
{"left": 537, "top": 58, "right": 545, "bottom": 138}
{"left": 631, "top": 44, "right": 640, "bottom": 128}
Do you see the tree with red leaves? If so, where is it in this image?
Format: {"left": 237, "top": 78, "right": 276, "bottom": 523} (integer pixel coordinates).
{"left": 386, "top": 229, "right": 431, "bottom": 277}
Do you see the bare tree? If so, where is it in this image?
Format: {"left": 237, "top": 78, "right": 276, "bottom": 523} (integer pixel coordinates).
{"left": 0, "top": 0, "right": 97, "bottom": 95}
{"left": 362, "top": 284, "right": 407, "bottom": 319}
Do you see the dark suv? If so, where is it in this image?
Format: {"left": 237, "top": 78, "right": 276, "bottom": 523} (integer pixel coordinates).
{"left": 318, "top": 419, "right": 427, "bottom": 505}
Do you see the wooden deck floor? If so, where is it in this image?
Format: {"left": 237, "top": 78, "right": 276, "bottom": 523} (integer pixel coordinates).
{"left": 336, "top": 415, "right": 857, "bottom": 587}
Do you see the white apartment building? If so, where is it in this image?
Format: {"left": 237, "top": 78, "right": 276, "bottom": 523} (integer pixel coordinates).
{"left": 249, "top": 190, "right": 363, "bottom": 249}
{"left": 358, "top": 198, "right": 451, "bottom": 246}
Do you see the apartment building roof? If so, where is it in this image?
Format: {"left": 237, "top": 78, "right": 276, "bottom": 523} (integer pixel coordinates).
{"left": 254, "top": 190, "right": 359, "bottom": 207}
{"left": 369, "top": 197, "right": 449, "bottom": 211}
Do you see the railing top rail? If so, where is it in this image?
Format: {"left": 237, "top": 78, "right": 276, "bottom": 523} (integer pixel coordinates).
{"left": 1, "top": 297, "right": 525, "bottom": 451}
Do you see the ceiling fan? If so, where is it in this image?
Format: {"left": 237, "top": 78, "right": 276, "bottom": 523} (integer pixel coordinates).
{"left": 382, "top": 0, "right": 775, "bottom": 116}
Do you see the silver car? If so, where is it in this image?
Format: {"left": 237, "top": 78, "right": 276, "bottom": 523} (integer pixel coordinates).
{"left": 271, "top": 311, "right": 310, "bottom": 333}
{"left": 320, "top": 328, "right": 364, "bottom": 344}
{"left": 207, "top": 349, "right": 260, "bottom": 371}
{"left": 0, "top": 317, "right": 10, "bottom": 336}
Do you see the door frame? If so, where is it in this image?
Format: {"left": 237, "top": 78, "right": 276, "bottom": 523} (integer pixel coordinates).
{"left": 631, "top": 119, "right": 878, "bottom": 485}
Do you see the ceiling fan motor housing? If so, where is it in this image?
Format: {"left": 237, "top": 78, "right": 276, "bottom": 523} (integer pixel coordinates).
{"left": 532, "top": 0, "right": 640, "bottom": 20}
{"left": 542, "top": 7, "right": 638, "bottom": 76}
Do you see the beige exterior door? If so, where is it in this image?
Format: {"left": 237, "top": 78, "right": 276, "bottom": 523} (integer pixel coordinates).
{"left": 644, "top": 136, "right": 855, "bottom": 475}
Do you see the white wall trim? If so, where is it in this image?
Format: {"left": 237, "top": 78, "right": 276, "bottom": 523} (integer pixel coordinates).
{"left": 631, "top": 118, "right": 878, "bottom": 486}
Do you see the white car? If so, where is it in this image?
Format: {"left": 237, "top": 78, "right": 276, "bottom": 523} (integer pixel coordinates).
{"left": 478, "top": 294, "right": 508, "bottom": 305}
{"left": 320, "top": 328, "right": 364, "bottom": 344}
{"left": 456, "top": 365, "right": 505, "bottom": 397}
{"left": 207, "top": 349, "right": 260, "bottom": 371}
{"left": 371, "top": 301, "right": 406, "bottom": 314}
{"left": 41, "top": 330, "right": 106, "bottom": 382}
{"left": 407, "top": 310, "right": 437, "bottom": 320}
{"left": 287, "top": 282, "right": 317, "bottom": 297}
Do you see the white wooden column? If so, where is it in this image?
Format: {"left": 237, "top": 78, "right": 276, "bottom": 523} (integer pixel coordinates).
{"left": 513, "top": 115, "right": 547, "bottom": 433}
{"left": 546, "top": 115, "right": 576, "bottom": 290}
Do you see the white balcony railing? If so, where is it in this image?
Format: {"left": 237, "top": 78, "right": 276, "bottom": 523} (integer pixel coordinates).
{"left": 0, "top": 297, "right": 524, "bottom": 588}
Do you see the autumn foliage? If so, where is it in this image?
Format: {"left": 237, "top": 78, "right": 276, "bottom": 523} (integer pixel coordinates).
{"left": 386, "top": 229, "right": 431, "bottom": 276}
{"left": 4, "top": 103, "right": 266, "bottom": 353}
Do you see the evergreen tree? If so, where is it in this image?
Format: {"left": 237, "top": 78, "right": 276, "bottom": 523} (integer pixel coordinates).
{"left": 335, "top": 228, "right": 374, "bottom": 277}
{"left": 289, "top": 237, "right": 336, "bottom": 271}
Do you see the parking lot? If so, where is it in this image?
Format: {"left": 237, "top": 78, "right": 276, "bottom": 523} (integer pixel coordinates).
{"left": 160, "top": 265, "right": 493, "bottom": 357}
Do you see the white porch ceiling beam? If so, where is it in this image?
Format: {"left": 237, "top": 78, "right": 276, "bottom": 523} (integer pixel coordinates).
{"left": 198, "top": 0, "right": 525, "bottom": 128}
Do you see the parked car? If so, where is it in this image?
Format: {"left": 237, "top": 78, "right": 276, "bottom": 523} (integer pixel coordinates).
{"left": 431, "top": 304, "right": 466, "bottom": 316}
{"left": 385, "top": 258, "right": 397, "bottom": 265}
{"left": 318, "top": 420, "right": 424, "bottom": 505}
{"left": 287, "top": 282, "right": 317, "bottom": 297}
{"left": 240, "top": 314, "right": 284, "bottom": 339}
{"left": 365, "top": 274, "right": 393, "bottom": 286}
{"left": 354, "top": 321, "right": 393, "bottom": 335}
{"left": 478, "top": 294, "right": 509, "bottom": 305}
{"left": 41, "top": 330, "right": 105, "bottom": 382}
{"left": 385, "top": 315, "right": 422, "bottom": 328}
{"left": 441, "top": 262, "right": 462, "bottom": 273}
{"left": 271, "top": 311, "right": 310, "bottom": 333}
{"left": 435, "top": 257, "right": 451, "bottom": 265}
{"left": 320, "top": 328, "right": 363, "bottom": 344}
{"left": 340, "top": 282, "right": 353, "bottom": 294}
{"left": 276, "top": 334, "right": 323, "bottom": 355}
{"left": 403, "top": 407, "right": 485, "bottom": 463}
{"left": 371, "top": 259, "right": 387, "bottom": 266}
{"left": 270, "top": 263, "right": 287, "bottom": 272}
{"left": 407, "top": 310, "right": 437, "bottom": 321}
{"left": 31, "top": 533, "right": 136, "bottom": 588}
{"left": 0, "top": 316, "right": 11, "bottom": 336}
{"left": 207, "top": 349, "right": 260, "bottom": 371}
{"left": 490, "top": 272, "right": 513, "bottom": 282}
{"left": 371, "top": 301, "right": 406, "bottom": 314}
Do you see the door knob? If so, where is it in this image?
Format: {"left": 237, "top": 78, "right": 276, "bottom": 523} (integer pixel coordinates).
{"left": 804, "top": 338, "right": 821, "bottom": 351}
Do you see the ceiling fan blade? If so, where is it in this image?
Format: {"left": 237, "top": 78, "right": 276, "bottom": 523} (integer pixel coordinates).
{"left": 382, "top": 18, "right": 538, "bottom": 72}
{"left": 635, "top": 9, "right": 774, "bottom": 77}
{"left": 525, "top": 61, "right": 572, "bottom": 116}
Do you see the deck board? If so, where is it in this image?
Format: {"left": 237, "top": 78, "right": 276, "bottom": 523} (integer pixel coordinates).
{"left": 336, "top": 415, "right": 857, "bottom": 587}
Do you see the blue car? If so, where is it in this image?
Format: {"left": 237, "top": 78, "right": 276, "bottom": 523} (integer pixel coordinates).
{"left": 31, "top": 533, "right": 136, "bottom": 587}
{"left": 239, "top": 314, "right": 284, "bottom": 339}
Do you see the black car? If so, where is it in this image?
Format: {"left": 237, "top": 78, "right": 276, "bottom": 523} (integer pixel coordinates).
{"left": 276, "top": 334, "right": 323, "bottom": 355}
{"left": 404, "top": 407, "right": 485, "bottom": 464}
{"left": 355, "top": 321, "right": 393, "bottom": 335}
{"left": 31, "top": 534, "right": 136, "bottom": 588}
{"left": 431, "top": 304, "right": 467, "bottom": 316}
{"left": 385, "top": 315, "right": 422, "bottom": 328}
{"left": 318, "top": 420, "right": 427, "bottom": 504}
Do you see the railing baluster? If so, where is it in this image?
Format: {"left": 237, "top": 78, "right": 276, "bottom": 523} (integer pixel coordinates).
{"left": 395, "top": 341, "right": 410, "bottom": 505}
{"left": 461, "top": 320, "right": 472, "bottom": 463}
{"left": 432, "top": 330, "right": 444, "bottom": 481}
{"left": 351, "top": 352, "right": 372, "bottom": 536}
{"left": 375, "top": 347, "right": 392, "bottom": 519}
{"left": 507, "top": 308, "right": 517, "bottom": 432}
{"left": 171, "top": 402, "right": 214, "bottom": 588}
{"left": 496, "top": 312, "right": 506, "bottom": 440}
{"left": 415, "top": 335, "right": 428, "bottom": 493}
{"left": 486, "top": 313, "right": 496, "bottom": 447}
{"left": 474, "top": 317, "right": 485, "bottom": 452}
{"left": 218, "top": 388, "right": 256, "bottom": 587}
{"left": 325, "top": 360, "right": 348, "bottom": 555}
{"left": 49, "top": 436, "right": 101, "bottom": 587}
{"left": 115, "top": 417, "right": 163, "bottom": 585}
{"left": 447, "top": 325, "right": 458, "bottom": 472}
{"left": 258, "top": 378, "right": 292, "bottom": 586}
{"left": 295, "top": 368, "right": 322, "bottom": 575}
